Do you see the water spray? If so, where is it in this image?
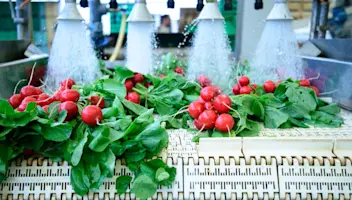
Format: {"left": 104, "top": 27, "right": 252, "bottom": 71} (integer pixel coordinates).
{"left": 125, "top": 0, "right": 154, "bottom": 74}
{"left": 250, "top": 0, "right": 304, "bottom": 83}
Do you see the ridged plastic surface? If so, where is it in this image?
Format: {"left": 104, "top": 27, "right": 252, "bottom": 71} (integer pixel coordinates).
{"left": 0, "top": 112, "right": 352, "bottom": 199}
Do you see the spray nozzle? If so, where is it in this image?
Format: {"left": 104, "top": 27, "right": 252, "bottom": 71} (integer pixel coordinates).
{"left": 196, "top": 0, "right": 204, "bottom": 12}
{"left": 255, "top": 0, "right": 263, "bottom": 10}
{"left": 167, "top": 0, "right": 175, "bottom": 9}
{"left": 109, "top": 0, "right": 118, "bottom": 9}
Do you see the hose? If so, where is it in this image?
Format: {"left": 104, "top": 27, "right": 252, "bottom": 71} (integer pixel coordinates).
{"left": 109, "top": 12, "right": 127, "bottom": 62}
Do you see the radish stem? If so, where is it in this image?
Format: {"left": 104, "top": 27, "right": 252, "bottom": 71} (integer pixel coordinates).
{"left": 13, "top": 79, "right": 27, "bottom": 95}
{"left": 28, "top": 62, "right": 37, "bottom": 86}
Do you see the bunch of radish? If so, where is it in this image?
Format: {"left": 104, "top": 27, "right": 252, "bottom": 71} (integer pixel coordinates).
{"left": 8, "top": 78, "right": 104, "bottom": 126}
{"left": 232, "top": 76, "right": 277, "bottom": 95}
{"left": 299, "top": 79, "right": 320, "bottom": 96}
{"left": 124, "top": 73, "right": 152, "bottom": 104}
{"left": 189, "top": 75, "right": 236, "bottom": 133}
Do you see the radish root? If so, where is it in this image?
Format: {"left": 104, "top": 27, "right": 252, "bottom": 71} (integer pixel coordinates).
{"left": 28, "top": 62, "right": 37, "bottom": 86}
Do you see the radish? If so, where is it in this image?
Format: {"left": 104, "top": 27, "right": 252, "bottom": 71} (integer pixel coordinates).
{"left": 240, "top": 86, "right": 252, "bottom": 94}
{"left": 174, "top": 67, "right": 184, "bottom": 75}
{"left": 59, "top": 101, "right": 78, "bottom": 121}
{"left": 212, "top": 86, "right": 222, "bottom": 96}
{"left": 263, "top": 80, "right": 276, "bottom": 93}
{"left": 238, "top": 76, "right": 250, "bottom": 86}
{"left": 82, "top": 105, "right": 103, "bottom": 126}
{"left": 124, "top": 79, "right": 134, "bottom": 92}
{"left": 61, "top": 78, "right": 75, "bottom": 89}
{"left": 309, "top": 86, "right": 320, "bottom": 96}
{"left": 35, "top": 87, "right": 43, "bottom": 95}
{"left": 43, "top": 105, "right": 49, "bottom": 114}
{"left": 20, "top": 85, "right": 37, "bottom": 98}
{"left": 232, "top": 84, "right": 241, "bottom": 95}
{"left": 213, "top": 94, "right": 232, "bottom": 113}
{"left": 194, "top": 119, "right": 204, "bottom": 130}
{"left": 144, "top": 82, "right": 153, "bottom": 88}
{"left": 60, "top": 89, "right": 80, "bottom": 102}
{"left": 18, "top": 97, "right": 36, "bottom": 111}
{"left": 188, "top": 102, "right": 205, "bottom": 119}
{"left": 215, "top": 113, "right": 235, "bottom": 132}
{"left": 204, "top": 102, "right": 213, "bottom": 110}
{"left": 133, "top": 73, "right": 144, "bottom": 84}
{"left": 197, "top": 75, "right": 212, "bottom": 88}
{"left": 299, "top": 79, "right": 310, "bottom": 87}
{"left": 89, "top": 96, "right": 104, "bottom": 108}
{"left": 8, "top": 94, "right": 23, "bottom": 108}
{"left": 37, "top": 93, "right": 53, "bottom": 106}
{"left": 198, "top": 110, "right": 218, "bottom": 130}
{"left": 197, "top": 97, "right": 206, "bottom": 104}
{"left": 126, "top": 92, "right": 140, "bottom": 104}
{"left": 200, "top": 86, "right": 216, "bottom": 102}
{"left": 251, "top": 84, "right": 257, "bottom": 90}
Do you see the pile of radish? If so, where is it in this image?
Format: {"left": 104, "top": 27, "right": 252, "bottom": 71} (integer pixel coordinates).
{"left": 188, "top": 75, "right": 235, "bottom": 133}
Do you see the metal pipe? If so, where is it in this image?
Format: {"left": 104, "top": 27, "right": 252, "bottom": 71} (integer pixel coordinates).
{"left": 88, "top": 0, "right": 108, "bottom": 41}
{"left": 318, "top": 1, "right": 330, "bottom": 38}
{"left": 309, "top": 0, "right": 320, "bottom": 39}
{"left": 15, "top": 0, "right": 26, "bottom": 40}
{"left": 8, "top": 0, "right": 15, "bottom": 19}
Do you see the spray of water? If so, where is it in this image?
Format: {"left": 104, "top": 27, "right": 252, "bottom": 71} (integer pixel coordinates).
{"left": 250, "top": 20, "right": 304, "bottom": 84}
{"left": 188, "top": 20, "right": 233, "bottom": 90}
{"left": 45, "top": 21, "right": 100, "bottom": 90}
{"left": 126, "top": 22, "right": 155, "bottom": 74}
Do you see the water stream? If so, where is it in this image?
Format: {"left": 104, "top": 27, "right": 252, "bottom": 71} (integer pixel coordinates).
{"left": 126, "top": 22, "right": 155, "bottom": 74}
{"left": 188, "top": 20, "right": 233, "bottom": 90}
{"left": 45, "top": 20, "right": 101, "bottom": 91}
{"left": 250, "top": 20, "right": 304, "bottom": 83}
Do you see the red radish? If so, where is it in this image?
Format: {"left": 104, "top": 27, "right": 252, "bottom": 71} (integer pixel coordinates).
{"left": 309, "top": 86, "right": 320, "bottom": 96}
{"left": 37, "top": 93, "right": 53, "bottom": 106}
{"left": 232, "top": 84, "right": 241, "bottom": 95}
{"left": 188, "top": 102, "right": 205, "bottom": 118}
{"left": 81, "top": 105, "right": 103, "bottom": 126}
{"left": 60, "top": 89, "right": 80, "bottom": 102}
{"left": 133, "top": 73, "right": 144, "bottom": 84}
{"left": 238, "top": 76, "right": 250, "bottom": 86}
{"left": 8, "top": 94, "right": 23, "bottom": 108}
{"left": 213, "top": 94, "right": 232, "bottom": 113}
{"left": 59, "top": 101, "right": 78, "bottom": 121}
{"left": 61, "top": 78, "right": 75, "bottom": 89}
{"left": 215, "top": 113, "right": 235, "bottom": 132}
{"left": 18, "top": 97, "right": 37, "bottom": 111}
{"left": 299, "top": 79, "right": 310, "bottom": 87}
{"left": 126, "top": 92, "right": 140, "bottom": 104}
{"left": 125, "top": 79, "right": 134, "bottom": 92}
{"left": 197, "top": 75, "right": 212, "bottom": 88}
{"left": 23, "top": 149, "right": 33, "bottom": 156}
{"left": 198, "top": 110, "right": 218, "bottom": 130}
{"left": 89, "top": 96, "right": 104, "bottom": 108}
{"left": 144, "top": 82, "right": 153, "bottom": 88}
{"left": 204, "top": 102, "right": 213, "bottom": 110}
{"left": 263, "top": 80, "right": 276, "bottom": 93}
{"left": 240, "top": 86, "right": 252, "bottom": 94}
{"left": 200, "top": 86, "right": 216, "bottom": 102}
{"left": 197, "top": 97, "right": 206, "bottom": 104}
{"left": 174, "top": 67, "right": 184, "bottom": 75}
{"left": 35, "top": 87, "right": 43, "bottom": 95}
{"left": 159, "top": 74, "right": 166, "bottom": 78}
{"left": 212, "top": 86, "right": 222, "bottom": 96}
{"left": 43, "top": 105, "right": 49, "bottom": 114}
{"left": 20, "top": 85, "right": 37, "bottom": 98}
{"left": 194, "top": 119, "right": 204, "bottom": 130}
